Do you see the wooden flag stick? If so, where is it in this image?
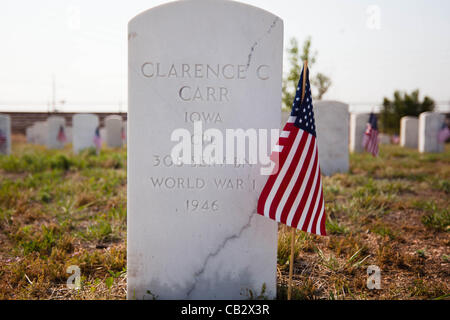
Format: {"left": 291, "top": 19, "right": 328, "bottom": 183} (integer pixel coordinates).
{"left": 287, "top": 228, "right": 296, "bottom": 300}
{"left": 287, "top": 60, "right": 308, "bottom": 301}
{"left": 301, "top": 61, "right": 308, "bottom": 102}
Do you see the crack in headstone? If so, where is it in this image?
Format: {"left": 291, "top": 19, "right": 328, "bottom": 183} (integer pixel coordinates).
{"left": 185, "top": 211, "right": 257, "bottom": 298}
{"left": 246, "top": 17, "right": 279, "bottom": 70}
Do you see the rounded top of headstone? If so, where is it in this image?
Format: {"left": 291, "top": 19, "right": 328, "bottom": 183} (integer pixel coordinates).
{"left": 314, "top": 100, "right": 349, "bottom": 111}
{"left": 129, "top": 0, "right": 282, "bottom": 27}
{"left": 73, "top": 113, "right": 98, "bottom": 120}
{"left": 351, "top": 112, "right": 370, "bottom": 117}
{"left": 105, "top": 115, "right": 123, "bottom": 121}
{"left": 401, "top": 116, "right": 418, "bottom": 120}
{"left": 419, "top": 111, "right": 442, "bottom": 119}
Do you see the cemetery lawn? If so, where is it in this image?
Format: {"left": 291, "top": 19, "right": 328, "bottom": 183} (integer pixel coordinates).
{"left": 0, "top": 137, "right": 449, "bottom": 300}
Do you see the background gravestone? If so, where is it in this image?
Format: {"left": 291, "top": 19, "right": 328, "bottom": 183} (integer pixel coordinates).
{"left": 314, "top": 101, "right": 349, "bottom": 176}
{"left": 73, "top": 114, "right": 99, "bottom": 154}
{"left": 128, "top": 0, "right": 282, "bottom": 300}
{"left": 418, "top": 112, "right": 445, "bottom": 153}
{"left": 29, "top": 124, "right": 37, "bottom": 144}
{"left": 47, "top": 116, "right": 66, "bottom": 149}
{"left": 35, "top": 121, "right": 48, "bottom": 146}
{"left": 26, "top": 126, "right": 34, "bottom": 144}
{"left": 0, "top": 114, "right": 11, "bottom": 155}
{"left": 349, "top": 113, "right": 369, "bottom": 153}
{"left": 105, "top": 115, "right": 123, "bottom": 148}
{"left": 100, "top": 127, "right": 106, "bottom": 142}
{"left": 400, "top": 116, "right": 418, "bottom": 148}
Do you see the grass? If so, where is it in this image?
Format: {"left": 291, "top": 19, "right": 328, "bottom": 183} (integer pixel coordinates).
{"left": 0, "top": 139, "right": 449, "bottom": 300}
{"left": 277, "top": 144, "right": 449, "bottom": 300}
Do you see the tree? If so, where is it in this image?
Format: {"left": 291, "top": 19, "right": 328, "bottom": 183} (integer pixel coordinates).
{"left": 380, "top": 90, "right": 435, "bottom": 134}
{"left": 312, "top": 73, "right": 332, "bottom": 100}
{"left": 282, "top": 37, "right": 331, "bottom": 109}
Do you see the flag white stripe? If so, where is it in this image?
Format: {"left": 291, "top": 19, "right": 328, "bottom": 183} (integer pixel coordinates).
{"left": 280, "top": 131, "right": 290, "bottom": 138}
{"left": 263, "top": 130, "right": 303, "bottom": 218}
{"left": 287, "top": 116, "right": 296, "bottom": 123}
{"left": 275, "top": 135, "right": 313, "bottom": 222}
{"left": 273, "top": 145, "right": 283, "bottom": 152}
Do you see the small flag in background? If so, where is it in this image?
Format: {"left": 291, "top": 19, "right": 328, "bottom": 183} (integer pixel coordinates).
{"left": 362, "top": 113, "right": 379, "bottom": 157}
{"left": 94, "top": 126, "right": 102, "bottom": 151}
{"left": 257, "top": 65, "right": 326, "bottom": 236}
{"left": 438, "top": 123, "right": 450, "bottom": 143}
{"left": 57, "top": 125, "right": 67, "bottom": 144}
{"left": 121, "top": 127, "right": 126, "bottom": 142}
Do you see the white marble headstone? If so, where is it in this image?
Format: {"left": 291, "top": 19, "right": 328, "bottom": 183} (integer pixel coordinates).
{"left": 73, "top": 114, "right": 99, "bottom": 154}
{"left": 100, "top": 127, "right": 106, "bottom": 142}
{"left": 128, "top": 0, "right": 282, "bottom": 300}
{"left": 26, "top": 126, "right": 33, "bottom": 144}
{"left": 0, "top": 114, "right": 11, "bottom": 155}
{"left": 349, "top": 113, "right": 370, "bottom": 153}
{"left": 400, "top": 116, "right": 418, "bottom": 148}
{"left": 28, "top": 124, "right": 37, "bottom": 144}
{"left": 418, "top": 112, "right": 445, "bottom": 153}
{"left": 34, "top": 121, "right": 48, "bottom": 146}
{"left": 47, "top": 116, "right": 66, "bottom": 149}
{"left": 105, "top": 115, "right": 123, "bottom": 148}
{"left": 314, "top": 101, "right": 349, "bottom": 176}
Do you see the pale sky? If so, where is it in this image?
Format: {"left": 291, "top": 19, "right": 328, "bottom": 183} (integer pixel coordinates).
{"left": 0, "top": 0, "right": 449, "bottom": 112}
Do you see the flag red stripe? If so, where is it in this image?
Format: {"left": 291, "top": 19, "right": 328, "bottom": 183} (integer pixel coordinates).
{"left": 319, "top": 192, "right": 327, "bottom": 235}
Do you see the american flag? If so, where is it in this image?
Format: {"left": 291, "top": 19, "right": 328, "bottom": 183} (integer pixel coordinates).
{"left": 257, "top": 66, "right": 326, "bottom": 236}
{"left": 438, "top": 123, "right": 450, "bottom": 143}
{"left": 57, "top": 125, "right": 67, "bottom": 144}
{"left": 94, "top": 126, "right": 102, "bottom": 150}
{"left": 121, "top": 126, "right": 126, "bottom": 142}
{"left": 363, "top": 113, "right": 379, "bottom": 156}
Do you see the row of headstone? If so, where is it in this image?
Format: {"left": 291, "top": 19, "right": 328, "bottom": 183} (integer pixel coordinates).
{"left": 26, "top": 114, "right": 127, "bottom": 153}
{"left": 27, "top": 120, "right": 63, "bottom": 147}
{"left": 349, "top": 112, "right": 446, "bottom": 154}
{"left": 283, "top": 107, "right": 447, "bottom": 177}
{"left": 400, "top": 113, "right": 446, "bottom": 152}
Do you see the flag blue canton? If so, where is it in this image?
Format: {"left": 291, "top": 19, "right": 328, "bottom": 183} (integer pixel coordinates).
{"left": 368, "top": 113, "right": 378, "bottom": 130}
{"left": 290, "top": 68, "right": 317, "bottom": 137}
